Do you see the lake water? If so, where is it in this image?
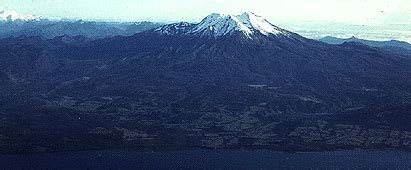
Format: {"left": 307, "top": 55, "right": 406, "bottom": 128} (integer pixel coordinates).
{"left": 0, "top": 149, "right": 410, "bottom": 169}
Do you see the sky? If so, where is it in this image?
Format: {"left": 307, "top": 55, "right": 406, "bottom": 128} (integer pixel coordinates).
{"left": 1, "top": 0, "right": 410, "bottom": 42}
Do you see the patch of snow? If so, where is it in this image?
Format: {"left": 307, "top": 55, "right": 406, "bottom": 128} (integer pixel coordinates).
{"left": 242, "top": 12, "right": 281, "bottom": 36}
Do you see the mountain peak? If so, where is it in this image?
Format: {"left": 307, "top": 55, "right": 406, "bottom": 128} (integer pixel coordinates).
{"left": 0, "top": 10, "right": 39, "bottom": 22}
{"left": 153, "top": 12, "right": 289, "bottom": 38}
{"left": 189, "top": 12, "right": 288, "bottom": 38}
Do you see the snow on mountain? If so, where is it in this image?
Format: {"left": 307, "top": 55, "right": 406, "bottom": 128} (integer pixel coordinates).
{"left": 190, "top": 13, "right": 252, "bottom": 36}
{"left": 154, "top": 12, "right": 289, "bottom": 38}
{"left": 0, "top": 10, "right": 39, "bottom": 22}
{"left": 154, "top": 22, "right": 193, "bottom": 35}
{"left": 192, "top": 12, "right": 288, "bottom": 38}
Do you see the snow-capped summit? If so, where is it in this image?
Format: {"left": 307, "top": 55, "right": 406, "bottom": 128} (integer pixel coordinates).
{"left": 153, "top": 12, "right": 289, "bottom": 38}
{"left": 0, "top": 10, "right": 39, "bottom": 22}
{"left": 190, "top": 12, "right": 289, "bottom": 38}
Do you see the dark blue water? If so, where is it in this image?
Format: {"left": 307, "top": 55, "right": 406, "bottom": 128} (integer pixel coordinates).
{"left": 0, "top": 149, "right": 410, "bottom": 169}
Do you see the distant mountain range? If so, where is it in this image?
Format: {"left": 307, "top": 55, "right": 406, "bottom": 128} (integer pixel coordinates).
{"left": 319, "top": 36, "right": 411, "bottom": 56}
{"left": 1, "top": 11, "right": 411, "bottom": 154}
{"left": 0, "top": 9, "right": 39, "bottom": 22}
{"left": 0, "top": 10, "right": 163, "bottom": 39}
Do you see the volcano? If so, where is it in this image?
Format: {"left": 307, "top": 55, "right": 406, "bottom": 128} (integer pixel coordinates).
{"left": 1, "top": 12, "right": 411, "bottom": 153}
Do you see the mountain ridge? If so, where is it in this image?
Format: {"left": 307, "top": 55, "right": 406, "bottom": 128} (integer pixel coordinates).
{"left": 0, "top": 9, "right": 164, "bottom": 39}
{"left": 320, "top": 36, "right": 411, "bottom": 49}
{"left": 319, "top": 36, "right": 411, "bottom": 56}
